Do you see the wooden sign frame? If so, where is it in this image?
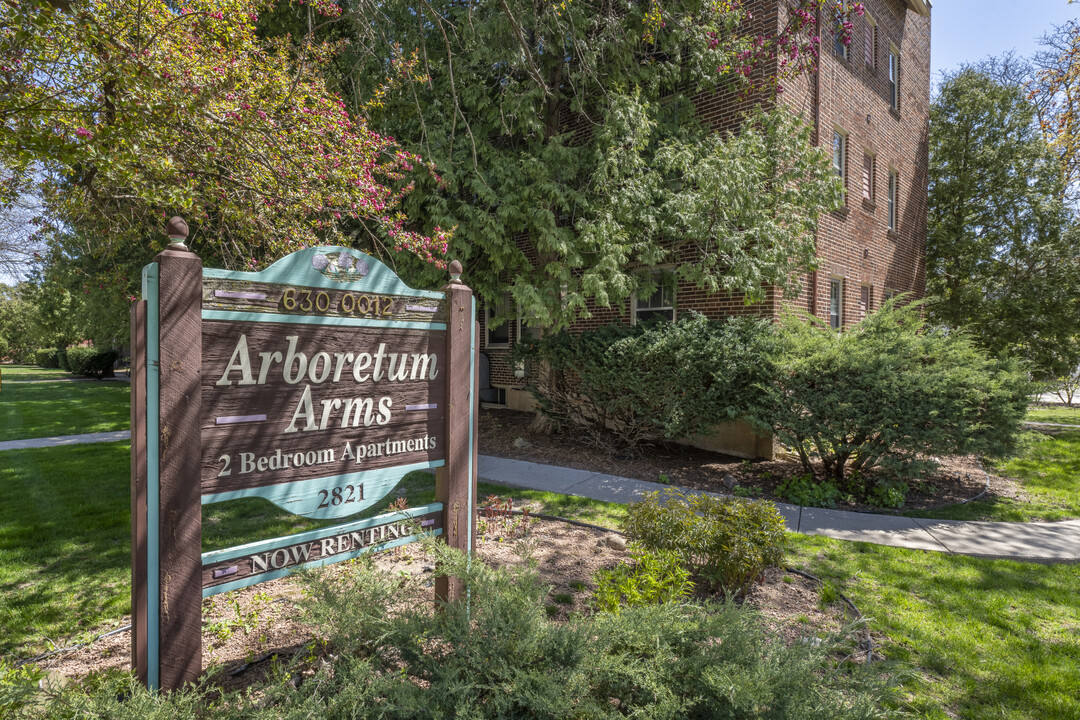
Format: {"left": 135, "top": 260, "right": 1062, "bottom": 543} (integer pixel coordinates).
{"left": 131, "top": 228, "right": 477, "bottom": 690}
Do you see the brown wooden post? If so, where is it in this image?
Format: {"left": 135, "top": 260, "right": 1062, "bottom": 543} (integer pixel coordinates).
{"left": 130, "top": 300, "right": 148, "bottom": 684}
{"left": 435, "top": 260, "right": 477, "bottom": 603}
{"left": 154, "top": 217, "right": 203, "bottom": 689}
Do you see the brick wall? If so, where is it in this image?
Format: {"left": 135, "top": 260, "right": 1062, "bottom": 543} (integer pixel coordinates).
{"left": 481, "top": 0, "right": 930, "bottom": 392}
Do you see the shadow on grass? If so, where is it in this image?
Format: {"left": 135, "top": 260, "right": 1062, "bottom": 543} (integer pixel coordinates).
{"left": 0, "top": 381, "right": 130, "bottom": 442}
{"left": 790, "top": 535, "right": 1080, "bottom": 719}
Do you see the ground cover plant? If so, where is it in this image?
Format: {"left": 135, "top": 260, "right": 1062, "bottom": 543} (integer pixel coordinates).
{"left": 747, "top": 300, "right": 1030, "bottom": 504}
{"left": 0, "top": 381, "right": 130, "bottom": 441}
{"left": 787, "top": 534, "right": 1080, "bottom": 720}
{"left": 11, "top": 542, "right": 892, "bottom": 720}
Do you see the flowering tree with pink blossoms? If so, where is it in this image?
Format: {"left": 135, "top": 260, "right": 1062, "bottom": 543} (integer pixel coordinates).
{"left": 0, "top": 0, "right": 451, "bottom": 279}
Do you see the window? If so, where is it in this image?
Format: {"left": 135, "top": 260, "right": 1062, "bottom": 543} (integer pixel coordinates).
{"left": 887, "top": 169, "right": 898, "bottom": 230}
{"left": 864, "top": 14, "right": 877, "bottom": 69}
{"left": 859, "top": 285, "right": 872, "bottom": 319}
{"left": 829, "top": 278, "right": 843, "bottom": 329}
{"left": 862, "top": 152, "right": 875, "bottom": 202}
{"left": 517, "top": 305, "right": 543, "bottom": 343}
{"left": 834, "top": 0, "right": 849, "bottom": 59}
{"left": 882, "top": 288, "right": 897, "bottom": 303}
{"left": 889, "top": 46, "right": 900, "bottom": 110}
{"left": 832, "top": 131, "right": 847, "bottom": 187}
{"left": 484, "top": 294, "right": 512, "bottom": 347}
{"left": 634, "top": 271, "right": 676, "bottom": 324}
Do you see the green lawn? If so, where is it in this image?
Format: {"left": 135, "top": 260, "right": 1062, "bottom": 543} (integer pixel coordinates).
{"left": 0, "top": 365, "right": 73, "bottom": 380}
{"left": 0, "top": 439, "right": 625, "bottom": 658}
{"left": 788, "top": 534, "right": 1080, "bottom": 720}
{"left": 1026, "top": 404, "right": 1080, "bottom": 426}
{"left": 0, "top": 380, "right": 130, "bottom": 441}
{"left": 906, "top": 429, "right": 1080, "bottom": 522}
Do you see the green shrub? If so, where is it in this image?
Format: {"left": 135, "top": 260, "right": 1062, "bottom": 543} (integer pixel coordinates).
{"left": 65, "top": 347, "right": 118, "bottom": 378}
{"left": 56, "top": 348, "right": 69, "bottom": 371}
{"left": 746, "top": 299, "right": 1031, "bottom": 499}
{"left": 623, "top": 489, "right": 786, "bottom": 595}
{"left": 592, "top": 546, "right": 693, "bottom": 612}
{"left": 33, "top": 348, "right": 60, "bottom": 368}
{"left": 777, "top": 474, "right": 842, "bottom": 508}
{"left": 516, "top": 313, "right": 777, "bottom": 448}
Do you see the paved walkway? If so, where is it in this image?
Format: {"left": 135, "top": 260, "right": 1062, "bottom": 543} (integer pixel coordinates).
{"left": 3, "top": 430, "right": 1078, "bottom": 563}
{"left": 0, "top": 430, "right": 132, "bottom": 451}
{"left": 479, "top": 455, "right": 1080, "bottom": 564}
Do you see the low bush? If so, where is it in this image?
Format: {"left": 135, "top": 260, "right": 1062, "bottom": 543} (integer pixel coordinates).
{"left": 517, "top": 313, "right": 777, "bottom": 448}
{"left": 592, "top": 546, "right": 693, "bottom": 612}
{"left": 56, "top": 348, "right": 69, "bottom": 371}
{"left": 65, "top": 347, "right": 118, "bottom": 379}
{"left": 747, "top": 299, "right": 1031, "bottom": 501}
{"left": 33, "top": 349, "right": 60, "bottom": 368}
{"left": 16, "top": 541, "right": 891, "bottom": 719}
{"left": 623, "top": 489, "right": 786, "bottom": 595}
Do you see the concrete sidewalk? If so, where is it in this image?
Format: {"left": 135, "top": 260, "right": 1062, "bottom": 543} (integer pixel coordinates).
{"left": 4, "top": 429, "right": 1077, "bottom": 563}
{"left": 479, "top": 455, "right": 1080, "bottom": 563}
{"left": 0, "top": 430, "right": 132, "bottom": 452}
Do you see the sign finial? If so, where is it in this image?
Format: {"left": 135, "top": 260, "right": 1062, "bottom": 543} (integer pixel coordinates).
{"left": 448, "top": 260, "right": 462, "bottom": 282}
{"left": 166, "top": 216, "right": 189, "bottom": 249}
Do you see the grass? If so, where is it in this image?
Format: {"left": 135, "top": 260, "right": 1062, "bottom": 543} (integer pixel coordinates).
{"left": 1025, "top": 404, "right": 1080, "bottom": 426}
{"left": 905, "top": 429, "right": 1080, "bottom": 522}
{"left": 788, "top": 534, "right": 1080, "bottom": 720}
{"left": 0, "top": 440, "right": 626, "bottom": 658}
{"left": 0, "top": 365, "right": 73, "bottom": 382}
{"left": 0, "top": 380, "right": 130, "bottom": 441}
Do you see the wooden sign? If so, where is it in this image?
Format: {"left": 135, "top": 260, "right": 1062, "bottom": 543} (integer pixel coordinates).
{"left": 131, "top": 220, "right": 477, "bottom": 691}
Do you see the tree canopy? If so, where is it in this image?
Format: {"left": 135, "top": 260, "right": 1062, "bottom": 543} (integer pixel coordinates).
{"left": 303, "top": 0, "right": 849, "bottom": 326}
{"left": 927, "top": 68, "right": 1080, "bottom": 380}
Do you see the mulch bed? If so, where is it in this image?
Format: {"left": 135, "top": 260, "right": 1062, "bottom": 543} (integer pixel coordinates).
{"left": 479, "top": 407, "right": 1028, "bottom": 514}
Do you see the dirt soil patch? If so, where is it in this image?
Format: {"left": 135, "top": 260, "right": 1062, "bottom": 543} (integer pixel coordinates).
{"left": 480, "top": 408, "right": 1028, "bottom": 513}
{"left": 29, "top": 517, "right": 856, "bottom": 690}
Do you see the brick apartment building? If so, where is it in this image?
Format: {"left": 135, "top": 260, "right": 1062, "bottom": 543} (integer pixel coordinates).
{"left": 479, "top": 0, "right": 931, "bottom": 455}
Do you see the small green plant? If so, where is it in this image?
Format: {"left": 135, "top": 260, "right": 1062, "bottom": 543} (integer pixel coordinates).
{"left": 624, "top": 489, "right": 786, "bottom": 596}
{"left": 657, "top": 473, "right": 670, "bottom": 484}
{"left": 733, "top": 485, "right": 762, "bottom": 498}
{"left": 592, "top": 547, "right": 693, "bottom": 613}
{"left": 569, "top": 581, "right": 586, "bottom": 592}
{"left": 204, "top": 591, "right": 271, "bottom": 647}
{"left": 544, "top": 604, "right": 560, "bottom": 617}
{"left": 867, "top": 480, "right": 908, "bottom": 509}
{"left": 777, "top": 474, "right": 842, "bottom": 508}
{"left": 0, "top": 658, "right": 45, "bottom": 715}
{"left": 552, "top": 592, "right": 574, "bottom": 605}
{"left": 818, "top": 581, "right": 841, "bottom": 608}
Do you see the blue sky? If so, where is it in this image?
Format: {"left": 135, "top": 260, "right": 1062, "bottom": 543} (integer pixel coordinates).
{"left": 932, "top": 0, "right": 1077, "bottom": 79}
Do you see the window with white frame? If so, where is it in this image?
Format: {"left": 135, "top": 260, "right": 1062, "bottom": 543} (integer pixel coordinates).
{"left": 484, "top": 293, "right": 512, "bottom": 348}
{"left": 833, "top": 130, "right": 847, "bottom": 189}
{"left": 889, "top": 46, "right": 900, "bottom": 110}
{"left": 887, "top": 169, "right": 898, "bottom": 230}
{"left": 829, "top": 278, "right": 843, "bottom": 329}
{"left": 634, "top": 271, "right": 676, "bottom": 323}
